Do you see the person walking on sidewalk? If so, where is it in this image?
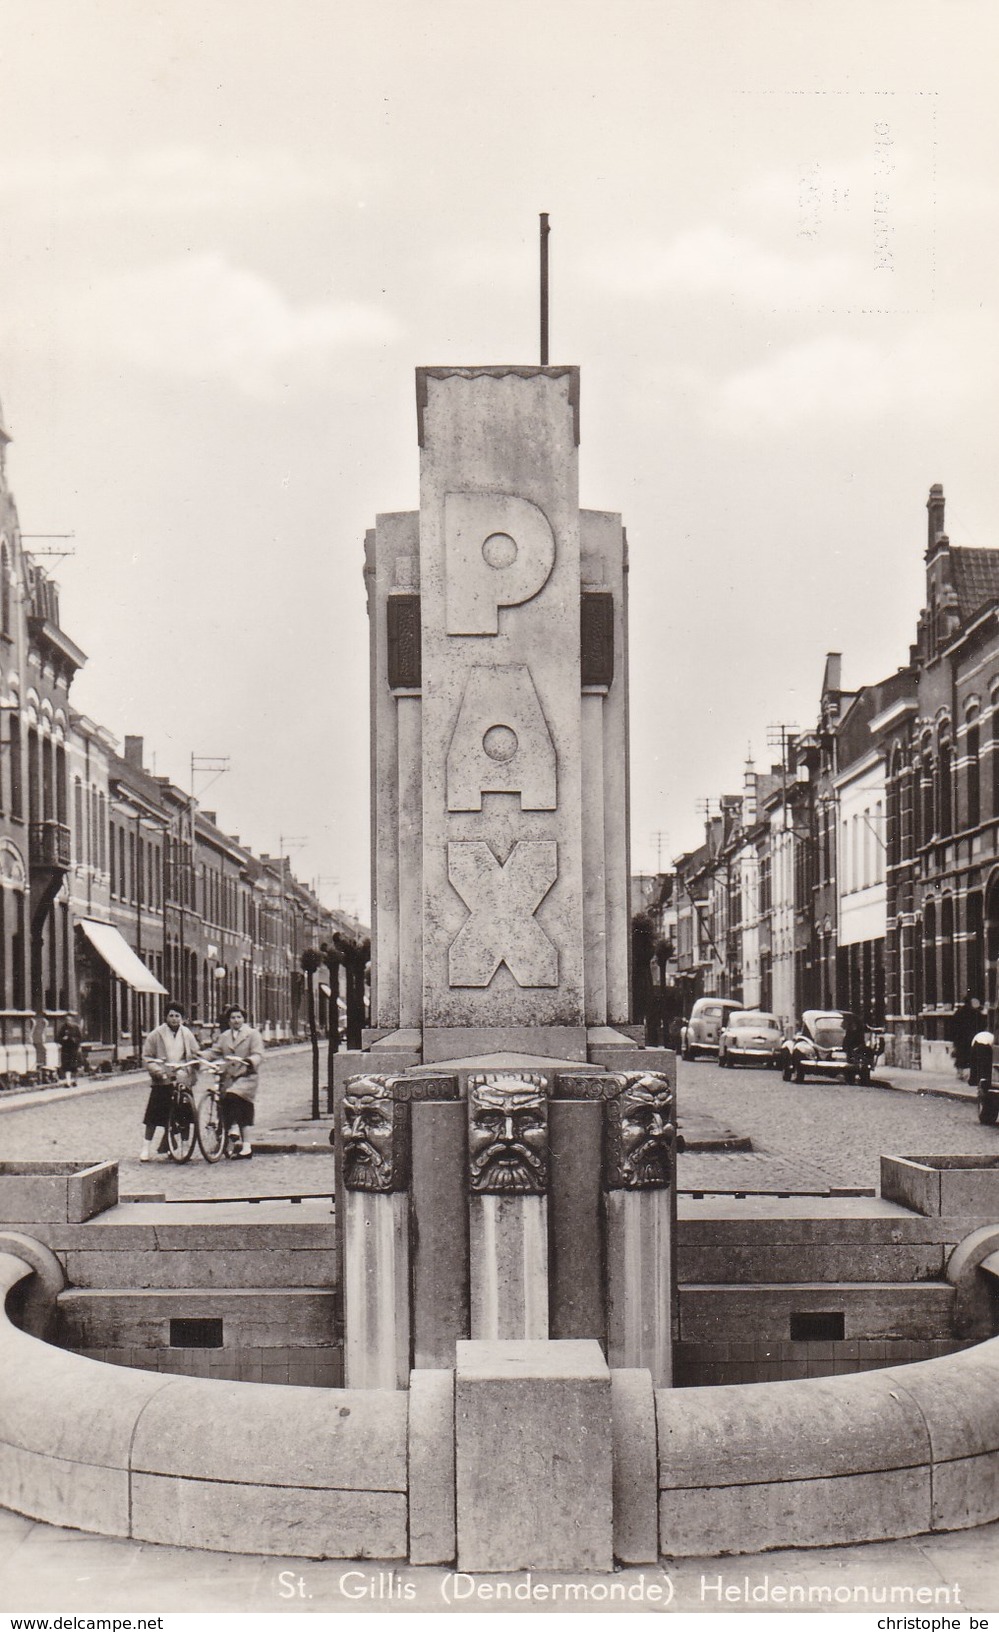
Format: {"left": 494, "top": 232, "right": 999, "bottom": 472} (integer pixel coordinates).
{"left": 207, "top": 1004, "right": 263, "bottom": 1159}
{"left": 56, "top": 1012, "right": 83, "bottom": 1087}
{"left": 140, "top": 1002, "right": 201, "bottom": 1162}
{"left": 952, "top": 992, "right": 984, "bottom": 1079}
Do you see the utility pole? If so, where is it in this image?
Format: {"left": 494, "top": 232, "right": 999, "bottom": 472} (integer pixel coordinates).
{"left": 766, "top": 723, "right": 799, "bottom": 830}
{"left": 650, "top": 830, "right": 669, "bottom": 873}
{"left": 183, "top": 755, "right": 229, "bottom": 1021}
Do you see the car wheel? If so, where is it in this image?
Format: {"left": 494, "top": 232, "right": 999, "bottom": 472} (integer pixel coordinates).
{"left": 682, "top": 1043, "right": 693, "bottom": 1061}
{"left": 978, "top": 1088, "right": 999, "bottom": 1126}
{"left": 844, "top": 1069, "right": 856, "bottom": 1085}
{"left": 859, "top": 1065, "right": 871, "bottom": 1087}
{"left": 793, "top": 1058, "right": 806, "bottom": 1084}
{"left": 781, "top": 1056, "right": 793, "bottom": 1082}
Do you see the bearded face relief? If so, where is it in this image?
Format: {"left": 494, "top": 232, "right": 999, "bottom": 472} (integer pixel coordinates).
{"left": 606, "top": 1072, "right": 675, "bottom": 1190}
{"left": 468, "top": 1076, "right": 549, "bottom": 1195}
{"left": 342, "top": 1075, "right": 409, "bottom": 1192}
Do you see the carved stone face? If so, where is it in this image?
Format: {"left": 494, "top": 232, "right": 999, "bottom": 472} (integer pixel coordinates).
{"left": 342, "top": 1075, "right": 408, "bottom": 1192}
{"left": 469, "top": 1077, "right": 549, "bottom": 1195}
{"left": 606, "top": 1072, "right": 675, "bottom": 1190}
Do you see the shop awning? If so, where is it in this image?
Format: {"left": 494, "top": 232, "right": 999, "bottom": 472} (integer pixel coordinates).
{"left": 78, "top": 919, "right": 167, "bottom": 995}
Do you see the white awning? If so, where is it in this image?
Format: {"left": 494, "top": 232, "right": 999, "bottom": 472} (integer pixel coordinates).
{"left": 78, "top": 919, "right": 168, "bottom": 995}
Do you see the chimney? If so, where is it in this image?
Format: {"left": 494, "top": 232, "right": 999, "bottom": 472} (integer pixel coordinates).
{"left": 926, "top": 483, "right": 946, "bottom": 559}
{"left": 202, "top": 811, "right": 217, "bottom": 826}
{"left": 822, "top": 652, "right": 842, "bottom": 696}
{"left": 123, "top": 736, "right": 144, "bottom": 771}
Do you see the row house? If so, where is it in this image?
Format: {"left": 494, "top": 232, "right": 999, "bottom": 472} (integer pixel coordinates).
{"left": 0, "top": 391, "right": 365, "bottom": 1068}
{"left": 879, "top": 485, "right": 999, "bottom": 1067}
{"left": 0, "top": 397, "right": 81, "bottom": 1068}
{"left": 669, "top": 483, "right": 999, "bottom": 1070}
{"left": 76, "top": 738, "right": 361, "bottom": 1058}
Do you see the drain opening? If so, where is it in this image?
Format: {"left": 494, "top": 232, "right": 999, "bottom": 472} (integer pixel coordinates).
{"left": 169, "top": 1317, "right": 224, "bottom": 1349}
{"left": 789, "top": 1311, "right": 845, "bottom": 1342}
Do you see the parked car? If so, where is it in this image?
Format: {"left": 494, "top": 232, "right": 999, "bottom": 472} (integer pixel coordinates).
{"left": 969, "top": 1029, "right": 999, "bottom": 1125}
{"left": 718, "top": 1011, "right": 783, "bottom": 1068}
{"left": 681, "top": 998, "right": 744, "bottom": 1060}
{"left": 779, "top": 1010, "right": 885, "bottom": 1085}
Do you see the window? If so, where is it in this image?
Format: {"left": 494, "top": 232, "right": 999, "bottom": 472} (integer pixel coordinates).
{"left": 967, "top": 718, "right": 981, "bottom": 829}
{"left": 938, "top": 737, "right": 953, "bottom": 836}
{"left": 98, "top": 793, "right": 107, "bottom": 873}
{"left": 992, "top": 692, "right": 999, "bottom": 818}
{"left": 941, "top": 895, "right": 955, "bottom": 1008}
{"left": 74, "top": 779, "right": 83, "bottom": 863}
{"left": 967, "top": 891, "right": 985, "bottom": 1003}
{"left": 923, "top": 900, "right": 937, "bottom": 1008}
{"left": 921, "top": 751, "right": 935, "bottom": 841}
{"left": 1, "top": 544, "right": 10, "bottom": 639}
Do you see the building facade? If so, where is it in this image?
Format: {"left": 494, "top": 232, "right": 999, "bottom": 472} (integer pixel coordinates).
{"left": 0, "top": 397, "right": 365, "bottom": 1075}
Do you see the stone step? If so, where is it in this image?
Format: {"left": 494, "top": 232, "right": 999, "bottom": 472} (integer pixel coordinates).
{"left": 57, "top": 1243, "right": 336, "bottom": 1290}
{"left": 679, "top": 1241, "right": 947, "bottom": 1284}
{"left": 57, "top": 1285, "right": 339, "bottom": 1355}
{"left": 678, "top": 1281, "right": 955, "bottom": 1344}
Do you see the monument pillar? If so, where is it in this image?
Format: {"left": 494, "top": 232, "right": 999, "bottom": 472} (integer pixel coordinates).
{"left": 337, "top": 364, "right": 676, "bottom": 1447}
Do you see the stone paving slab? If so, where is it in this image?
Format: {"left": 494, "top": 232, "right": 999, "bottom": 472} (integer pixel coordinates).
{"left": 0, "top": 1504, "right": 995, "bottom": 1612}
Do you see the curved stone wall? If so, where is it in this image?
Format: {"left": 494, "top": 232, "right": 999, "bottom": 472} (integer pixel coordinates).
{"left": 0, "top": 1251, "right": 408, "bottom": 1559}
{"left": 4, "top": 1242, "right": 999, "bottom": 1562}
{"left": 656, "top": 1336, "right": 999, "bottom": 1555}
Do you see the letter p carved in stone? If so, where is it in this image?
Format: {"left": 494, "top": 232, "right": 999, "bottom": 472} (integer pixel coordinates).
{"left": 445, "top": 492, "right": 556, "bottom": 635}
{"left": 447, "top": 839, "right": 558, "bottom": 987}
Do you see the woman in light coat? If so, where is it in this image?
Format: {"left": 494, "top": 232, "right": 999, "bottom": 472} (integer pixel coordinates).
{"left": 208, "top": 1004, "right": 264, "bottom": 1158}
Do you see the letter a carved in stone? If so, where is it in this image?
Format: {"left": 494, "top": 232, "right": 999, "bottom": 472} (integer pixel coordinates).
{"left": 446, "top": 664, "right": 557, "bottom": 811}
{"left": 444, "top": 492, "right": 556, "bottom": 636}
{"left": 447, "top": 840, "right": 558, "bottom": 987}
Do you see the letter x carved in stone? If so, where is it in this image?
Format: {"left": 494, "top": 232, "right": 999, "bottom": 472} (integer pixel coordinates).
{"left": 447, "top": 840, "right": 558, "bottom": 988}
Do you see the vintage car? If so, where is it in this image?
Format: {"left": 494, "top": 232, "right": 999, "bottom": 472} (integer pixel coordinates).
{"left": 778, "top": 1009, "right": 885, "bottom": 1086}
{"left": 680, "top": 998, "right": 744, "bottom": 1060}
{"left": 718, "top": 1010, "right": 783, "bottom": 1068}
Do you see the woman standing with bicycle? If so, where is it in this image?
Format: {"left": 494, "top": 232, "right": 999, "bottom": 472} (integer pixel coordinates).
{"left": 140, "top": 1001, "right": 201, "bottom": 1162}
{"left": 207, "top": 1004, "right": 263, "bottom": 1158}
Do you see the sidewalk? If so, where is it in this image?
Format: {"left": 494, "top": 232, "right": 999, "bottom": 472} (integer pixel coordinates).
{"left": 875, "top": 1063, "right": 978, "bottom": 1104}
{"left": 0, "top": 1042, "right": 317, "bottom": 1118}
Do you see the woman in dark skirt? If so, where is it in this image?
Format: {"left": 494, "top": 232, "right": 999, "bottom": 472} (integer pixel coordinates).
{"left": 140, "top": 1002, "right": 201, "bottom": 1161}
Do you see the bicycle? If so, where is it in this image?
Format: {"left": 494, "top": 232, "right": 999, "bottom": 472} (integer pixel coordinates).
{"left": 195, "top": 1059, "right": 248, "bottom": 1162}
{"left": 164, "top": 1062, "right": 202, "bottom": 1162}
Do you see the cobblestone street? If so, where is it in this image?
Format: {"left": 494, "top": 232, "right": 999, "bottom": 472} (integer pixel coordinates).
{"left": 0, "top": 1045, "right": 337, "bottom": 1201}
{"left": 676, "top": 1055, "right": 999, "bottom": 1192}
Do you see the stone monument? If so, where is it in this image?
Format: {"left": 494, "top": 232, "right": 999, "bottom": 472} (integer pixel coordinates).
{"left": 333, "top": 365, "right": 676, "bottom": 1554}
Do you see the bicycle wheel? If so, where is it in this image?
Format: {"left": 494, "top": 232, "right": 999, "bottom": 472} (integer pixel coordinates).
{"left": 196, "top": 1090, "right": 227, "bottom": 1162}
{"left": 166, "top": 1090, "right": 197, "bottom": 1162}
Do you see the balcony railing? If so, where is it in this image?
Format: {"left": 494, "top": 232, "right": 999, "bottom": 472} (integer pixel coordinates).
{"left": 29, "top": 820, "right": 72, "bottom": 871}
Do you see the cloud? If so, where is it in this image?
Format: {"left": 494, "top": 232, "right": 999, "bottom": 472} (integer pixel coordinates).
{"left": 20, "top": 253, "right": 401, "bottom": 394}
{"left": 706, "top": 320, "right": 987, "bottom": 436}
{"left": 584, "top": 225, "right": 855, "bottom": 307}
{"left": 0, "top": 146, "right": 363, "bottom": 218}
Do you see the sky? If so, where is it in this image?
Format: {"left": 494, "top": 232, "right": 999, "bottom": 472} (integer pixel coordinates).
{"left": 0, "top": 0, "right": 996, "bottom": 908}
